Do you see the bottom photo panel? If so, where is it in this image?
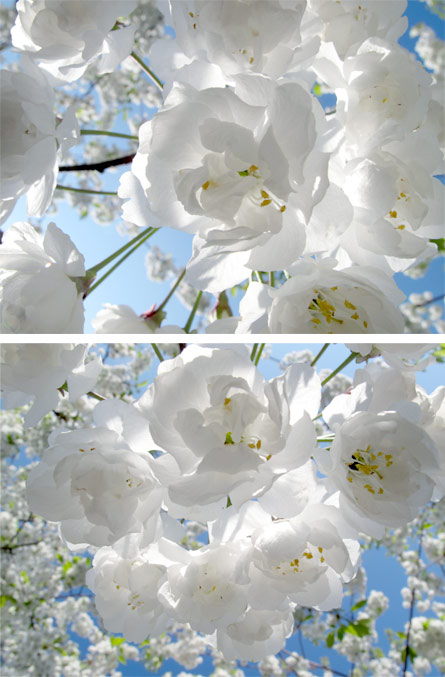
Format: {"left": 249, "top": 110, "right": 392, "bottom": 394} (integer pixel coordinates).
{"left": 1, "top": 342, "right": 444, "bottom": 677}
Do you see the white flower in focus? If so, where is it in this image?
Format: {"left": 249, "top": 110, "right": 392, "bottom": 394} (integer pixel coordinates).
{"left": 247, "top": 504, "right": 360, "bottom": 612}
{"left": 308, "top": 0, "right": 408, "bottom": 59}
{"left": 0, "top": 222, "right": 85, "bottom": 333}
{"left": 136, "top": 345, "right": 320, "bottom": 518}
{"left": 92, "top": 303, "right": 184, "bottom": 334}
{"left": 208, "top": 607, "right": 294, "bottom": 662}
{"left": 86, "top": 536, "right": 170, "bottom": 643}
{"left": 157, "top": 540, "right": 250, "bottom": 634}
{"left": 413, "top": 385, "right": 445, "bottom": 493}
{"left": 340, "top": 143, "right": 444, "bottom": 263}
{"left": 119, "top": 76, "right": 329, "bottom": 291}
{"left": 317, "top": 410, "right": 439, "bottom": 536}
{"left": 0, "top": 64, "right": 79, "bottom": 223}
{"left": 236, "top": 260, "right": 405, "bottom": 334}
{"left": 0, "top": 343, "right": 101, "bottom": 426}
{"left": 11, "top": 0, "right": 137, "bottom": 83}
{"left": 167, "top": 0, "right": 311, "bottom": 80}
{"left": 337, "top": 38, "right": 432, "bottom": 155}
{"left": 346, "top": 343, "right": 434, "bottom": 371}
{"left": 26, "top": 400, "right": 164, "bottom": 548}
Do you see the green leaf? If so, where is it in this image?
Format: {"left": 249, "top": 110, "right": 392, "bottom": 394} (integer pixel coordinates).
{"left": 0, "top": 595, "right": 17, "bottom": 608}
{"left": 401, "top": 646, "right": 418, "bottom": 663}
{"left": 62, "top": 561, "right": 73, "bottom": 574}
{"left": 313, "top": 83, "right": 322, "bottom": 96}
{"left": 430, "top": 237, "right": 445, "bottom": 251}
{"left": 110, "top": 636, "right": 125, "bottom": 646}
{"left": 345, "top": 619, "right": 371, "bottom": 638}
{"left": 337, "top": 625, "right": 346, "bottom": 641}
{"left": 238, "top": 169, "right": 249, "bottom": 177}
{"left": 21, "top": 571, "right": 29, "bottom": 584}
{"left": 326, "top": 632, "right": 335, "bottom": 648}
{"left": 433, "top": 345, "right": 445, "bottom": 364}
{"left": 351, "top": 599, "right": 367, "bottom": 612}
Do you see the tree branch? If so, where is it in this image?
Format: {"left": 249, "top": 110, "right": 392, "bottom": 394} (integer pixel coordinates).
{"left": 59, "top": 154, "right": 135, "bottom": 173}
{"left": 413, "top": 293, "right": 445, "bottom": 308}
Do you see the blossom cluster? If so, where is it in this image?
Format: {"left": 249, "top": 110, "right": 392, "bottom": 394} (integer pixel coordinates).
{"left": 0, "top": 0, "right": 443, "bottom": 333}
{"left": 5, "top": 343, "right": 442, "bottom": 662}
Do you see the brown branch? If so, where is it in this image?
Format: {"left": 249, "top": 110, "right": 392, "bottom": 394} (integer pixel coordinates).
{"left": 59, "top": 153, "right": 135, "bottom": 173}
{"left": 413, "top": 293, "right": 445, "bottom": 308}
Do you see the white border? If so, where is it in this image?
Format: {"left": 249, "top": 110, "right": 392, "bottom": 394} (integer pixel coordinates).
{"left": 1, "top": 334, "right": 444, "bottom": 344}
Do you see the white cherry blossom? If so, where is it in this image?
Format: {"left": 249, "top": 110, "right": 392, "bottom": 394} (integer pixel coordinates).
{"left": 92, "top": 303, "right": 184, "bottom": 334}
{"left": 156, "top": 539, "right": 250, "bottom": 634}
{"left": 308, "top": 0, "right": 408, "bottom": 59}
{"left": 26, "top": 400, "right": 164, "bottom": 548}
{"left": 11, "top": 0, "right": 137, "bottom": 83}
{"left": 0, "top": 63, "right": 78, "bottom": 223}
{"left": 318, "top": 410, "right": 440, "bottom": 536}
{"left": 86, "top": 534, "right": 171, "bottom": 643}
{"left": 235, "top": 259, "right": 405, "bottom": 334}
{"left": 136, "top": 345, "right": 320, "bottom": 518}
{"left": 0, "top": 343, "right": 101, "bottom": 427}
{"left": 0, "top": 221, "right": 85, "bottom": 333}
{"left": 119, "top": 75, "right": 330, "bottom": 291}
{"left": 166, "top": 0, "right": 312, "bottom": 80}
{"left": 208, "top": 606, "right": 294, "bottom": 662}
{"left": 336, "top": 38, "right": 432, "bottom": 155}
{"left": 247, "top": 504, "right": 360, "bottom": 612}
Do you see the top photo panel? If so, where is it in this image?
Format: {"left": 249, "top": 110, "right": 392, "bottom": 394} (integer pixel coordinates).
{"left": 1, "top": 0, "right": 444, "bottom": 335}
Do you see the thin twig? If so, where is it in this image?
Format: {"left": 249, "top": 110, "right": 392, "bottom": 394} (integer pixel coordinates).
{"left": 59, "top": 154, "right": 135, "bottom": 173}
{"left": 55, "top": 184, "right": 118, "bottom": 196}
{"left": 413, "top": 293, "right": 445, "bottom": 308}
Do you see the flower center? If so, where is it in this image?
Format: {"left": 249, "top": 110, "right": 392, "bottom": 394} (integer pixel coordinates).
{"left": 274, "top": 546, "right": 326, "bottom": 576}
{"left": 308, "top": 289, "right": 368, "bottom": 331}
{"left": 346, "top": 445, "right": 394, "bottom": 495}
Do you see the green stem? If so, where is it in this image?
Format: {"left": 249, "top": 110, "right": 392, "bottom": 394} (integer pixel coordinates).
{"left": 269, "top": 271, "right": 275, "bottom": 287}
{"left": 183, "top": 291, "right": 203, "bottom": 333}
{"left": 86, "top": 229, "right": 157, "bottom": 296}
{"left": 157, "top": 269, "right": 186, "bottom": 313}
{"left": 151, "top": 344, "right": 164, "bottom": 362}
{"left": 131, "top": 51, "right": 164, "bottom": 90}
{"left": 87, "top": 391, "right": 105, "bottom": 401}
{"left": 86, "top": 226, "right": 155, "bottom": 277}
{"left": 80, "top": 129, "right": 138, "bottom": 141}
{"left": 250, "top": 344, "right": 258, "bottom": 362}
{"left": 321, "top": 352, "right": 357, "bottom": 386}
{"left": 56, "top": 184, "right": 117, "bottom": 196}
{"left": 254, "top": 343, "right": 265, "bottom": 366}
{"left": 311, "top": 343, "right": 330, "bottom": 367}
{"left": 255, "top": 271, "right": 265, "bottom": 284}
